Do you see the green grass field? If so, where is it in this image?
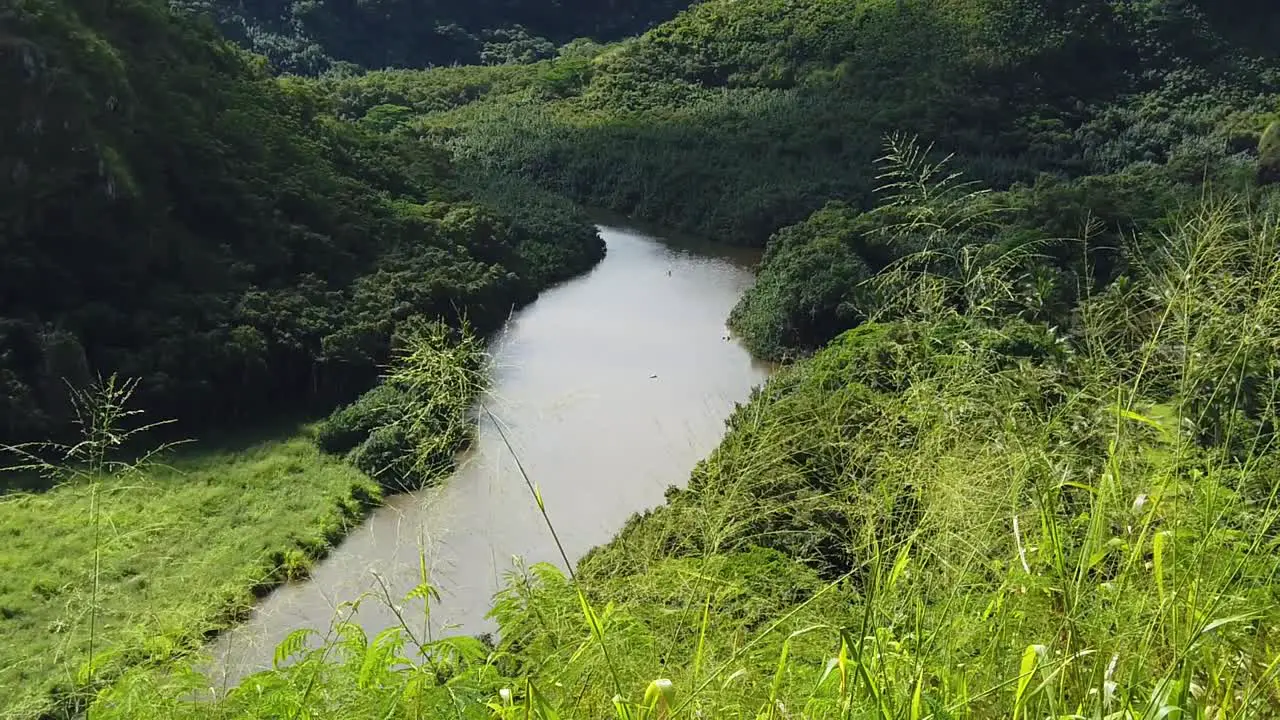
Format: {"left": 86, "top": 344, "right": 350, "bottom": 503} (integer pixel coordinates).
{"left": 0, "top": 426, "right": 380, "bottom": 718}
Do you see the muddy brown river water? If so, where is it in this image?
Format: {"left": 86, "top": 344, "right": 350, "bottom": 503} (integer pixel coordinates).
{"left": 206, "top": 223, "right": 771, "bottom": 687}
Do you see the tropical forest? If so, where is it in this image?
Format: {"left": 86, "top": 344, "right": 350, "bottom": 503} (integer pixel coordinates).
{"left": 4, "top": 0, "right": 1280, "bottom": 718}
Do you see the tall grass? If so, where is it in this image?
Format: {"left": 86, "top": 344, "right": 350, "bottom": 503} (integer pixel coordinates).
{"left": 486, "top": 193, "right": 1280, "bottom": 719}
{"left": 23, "top": 139, "right": 1272, "bottom": 718}
{"left": 69, "top": 188, "right": 1280, "bottom": 719}
{"left": 0, "top": 377, "right": 182, "bottom": 716}
{"left": 0, "top": 391, "right": 379, "bottom": 719}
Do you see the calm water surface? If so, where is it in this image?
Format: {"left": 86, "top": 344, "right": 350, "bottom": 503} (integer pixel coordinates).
{"left": 208, "top": 224, "right": 771, "bottom": 687}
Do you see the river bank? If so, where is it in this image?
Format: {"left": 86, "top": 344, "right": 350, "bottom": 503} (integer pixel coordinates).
{"left": 0, "top": 427, "right": 379, "bottom": 719}
{"left": 0, "top": 222, "right": 768, "bottom": 716}
{"left": 0, "top": 235, "right": 607, "bottom": 719}
{"left": 206, "top": 223, "right": 771, "bottom": 687}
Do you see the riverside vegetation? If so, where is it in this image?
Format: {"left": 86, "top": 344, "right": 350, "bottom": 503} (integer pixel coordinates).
{"left": 3, "top": 0, "right": 593, "bottom": 713}
{"left": 6, "top": 0, "right": 1280, "bottom": 718}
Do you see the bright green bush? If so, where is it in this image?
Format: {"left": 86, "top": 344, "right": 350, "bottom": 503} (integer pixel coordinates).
{"left": 809, "top": 318, "right": 1064, "bottom": 393}
{"left": 349, "top": 424, "right": 417, "bottom": 490}
{"left": 316, "top": 320, "right": 487, "bottom": 492}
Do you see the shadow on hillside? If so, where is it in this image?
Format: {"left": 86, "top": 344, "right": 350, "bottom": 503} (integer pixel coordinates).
{"left": 459, "top": 6, "right": 1280, "bottom": 246}
{"left": 437, "top": 0, "right": 1280, "bottom": 250}
{"left": 467, "top": 75, "right": 1080, "bottom": 245}
{"left": 0, "top": 411, "right": 324, "bottom": 497}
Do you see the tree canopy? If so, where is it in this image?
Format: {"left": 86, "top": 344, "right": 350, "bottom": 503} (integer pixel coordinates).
{"left": 1, "top": 0, "right": 602, "bottom": 443}
{"left": 169, "top": 0, "right": 697, "bottom": 73}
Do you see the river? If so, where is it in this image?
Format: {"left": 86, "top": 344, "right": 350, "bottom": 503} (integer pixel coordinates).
{"left": 206, "top": 223, "right": 771, "bottom": 688}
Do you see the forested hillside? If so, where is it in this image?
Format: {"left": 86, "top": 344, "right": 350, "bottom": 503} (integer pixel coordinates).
{"left": 333, "top": 0, "right": 1280, "bottom": 358}
{"left": 93, "top": 104, "right": 1280, "bottom": 720}
{"left": 169, "top": 0, "right": 696, "bottom": 73}
{"left": 10, "top": 0, "right": 1280, "bottom": 718}
{"left": 0, "top": 0, "right": 602, "bottom": 444}
{"left": 398, "top": 0, "right": 1279, "bottom": 243}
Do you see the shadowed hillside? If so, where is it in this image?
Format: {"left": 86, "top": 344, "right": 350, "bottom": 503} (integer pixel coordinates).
{"left": 0, "top": 0, "right": 602, "bottom": 443}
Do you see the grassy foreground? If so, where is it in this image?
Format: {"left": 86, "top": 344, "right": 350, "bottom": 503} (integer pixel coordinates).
{"left": 0, "top": 320, "right": 487, "bottom": 719}
{"left": 74, "top": 198, "right": 1280, "bottom": 719}
{"left": 0, "top": 426, "right": 380, "bottom": 718}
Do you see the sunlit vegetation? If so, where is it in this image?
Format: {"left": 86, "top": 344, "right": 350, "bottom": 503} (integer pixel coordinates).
{"left": 0, "top": 379, "right": 379, "bottom": 717}
{"left": 8, "top": 0, "right": 1280, "bottom": 718}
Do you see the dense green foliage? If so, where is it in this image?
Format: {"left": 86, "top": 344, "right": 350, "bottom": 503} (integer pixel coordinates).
{"left": 339, "top": 0, "right": 1280, "bottom": 248}
{"left": 1, "top": 0, "right": 603, "bottom": 445}
{"left": 169, "top": 0, "right": 695, "bottom": 73}
{"left": 316, "top": 320, "right": 486, "bottom": 491}
{"left": 11, "top": 0, "right": 1280, "bottom": 718}
{"left": 729, "top": 135, "right": 1211, "bottom": 358}
{"left": 1260, "top": 120, "right": 1280, "bottom": 184}
{"left": 726, "top": 203, "right": 876, "bottom": 360}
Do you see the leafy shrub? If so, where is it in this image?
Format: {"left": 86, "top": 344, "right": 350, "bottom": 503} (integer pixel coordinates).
{"left": 315, "top": 383, "right": 409, "bottom": 454}
{"left": 348, "top": 424, "right": 416, "bottom": 490}
{"left": 315, "top": 320, "right": 486, "bottom": 492}
{"left": 536, "top": 57, "right": 593, "bottom": 99}
{"left": 727, "top": 203, "right": 875, "bottom": 360}
{"left": 1258, "top": 120, "right": 1280, "bottom": 184}
{"left": 808, "top": 318, "right": 1064, "bottom": 395}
